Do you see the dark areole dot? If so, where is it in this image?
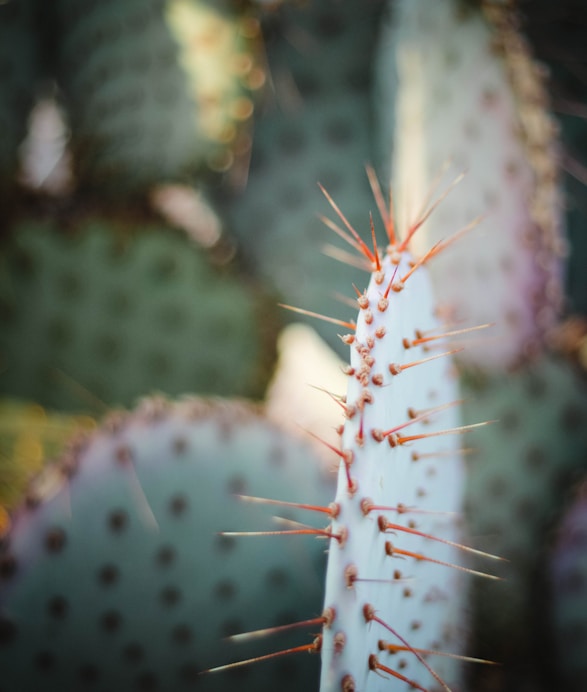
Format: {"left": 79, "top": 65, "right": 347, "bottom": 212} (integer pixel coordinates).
{"left": 226, "top": 475, "right": 246, "bottom": 495}
{"left": 278, "top": 127, "right": 305, "bottom": 155}
{"left": 152, "top": 255, "right": 178, "bottom": 281}
{"left": 215, "top": 534, "right": 236, "bottom": 553}
{"left": 78, "top": 663, "right": 100, "bottom": 683}
{"left": 135, "top": 671, "right": 159, "bottom": 691}
{"left": 214, "top": 580, "right": 236, "bottom": 601}
{"left": 35, "top": 650, "right": 56, "bottom": 671}
{"left": 160, "top": 586, "right": 181, "bottom": 607}
{"left": 268, "top": 444, "right": 286, "bottom": 466}
{"left": 98, "top": 564, "right": 120, "bottom": 587}
{"left": 0, "top": 554, "right": 17, "bottom": 580}
{"left": 96, "top": 334, "right": 121, "bottom": 362}
{"left": 294, "top": 71, "right": 320, "bottom": 99}
{"left": 524, "top": 445, "right": 547, "bottom": 471}
{"left": 0, "top": 616, "right": 17, "bottom": 646}
{"left": 525, "top": 373, "right": 547, "bottom": 398}
{"left": 171, "top": 624, "right": 193, "bottom": 645}
{"left": 100, "top": 610, "right": 123, "bottom": 633}
{"left": 46, "top": 317, "right": 72, "bottom": 347}
{"left": 57, "top": 271, "right": 82, "bottom": 300}
{"left": 266, "top": 567, "right": 288, "bottom": 589}
{"left": 169, "top": 494, "right": 188, "bottom": 517}
{"left": 45, "top": 527, "right": 67, "bottom": 553}
{"left": 172, "top": 436, "right": 188, "bottom": 455}
{"left": 323, "top": 118, "right": 354, "bottom": 146}
{"left": 108, "top": 509, "right": 129, "bottom": 533}
{"left": 148, "top": 352, "right": 172, "bottom": 377}
{"left": 115, "top": 444, "right": 133, "bottom": 465}
{"left": 315, "top": 11, "right": 344, "bottom": 38}
{"left": 488, "top": 476, "right": 507, "bottom": 499}
{"left": 155, "top": 544, "right": 176, "bottom": 567}
{"left": 47, "top": 595, "right": 69, "bottom": 620}
{"left": 25, "top": 492, "right": 42, "bottom": 509}
{"left": 122, "top": 642, "right": 144, "bottom": 664}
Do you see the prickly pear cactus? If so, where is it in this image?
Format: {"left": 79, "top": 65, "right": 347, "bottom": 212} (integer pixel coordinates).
{"left": 218, "top": 178, "right": 497, "bottom": 691}
{"left": 375, "top": 0, "right": 565, "bottom": 371}
{"left": 549, "top": 479, "right": 587, "bottom": 689}
{"left": 318, "top": 199, "right": 481, "bottom": 692}
{"left": 463, "top": 356, "right": 587, "bottom": 680}
{"left": 0, "top": 214, "right": 278, "bottom": 411}
{"left": 0, "top": 396, "right": 334, "bottom": 692}
{"left": 54, "top": 0, "right": 263, "bottom": 194}
{"left": 217, "top": 0, "right": 386, "bottom": 358}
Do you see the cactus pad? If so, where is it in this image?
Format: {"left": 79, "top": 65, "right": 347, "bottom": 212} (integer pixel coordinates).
{"left": 0, "top": 396, "right": 334, "bottom": 691}
{"left": 376, "top": 0, "right": 565, "bottom": 371}
{"left": 0, "top": 215, "right": 277, "bottom": 411}
{"left": 55, "top": 0, "right": 263, "bottom": 193}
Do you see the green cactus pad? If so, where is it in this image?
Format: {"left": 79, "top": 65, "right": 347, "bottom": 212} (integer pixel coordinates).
{"left": 0, "top": 215, "right": 278, "bottom": 412}
{"left": 0, "top": 396, "right": 334, "bottom": 691}
{"left": 463, "top": 356, "right": 587, "bottom": 676}
{"left": 216, "top": 0, "right": 386, "bottom": 358}
{"left": 55, "top": 0, "right": 263, "bottom": 194}
{"left": 549, "top": 479, "right": 587, "bottom": 688}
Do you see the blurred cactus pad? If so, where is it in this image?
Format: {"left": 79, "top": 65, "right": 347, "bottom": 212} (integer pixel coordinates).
{"left": 0, "top": 214, "right": 279, "bottom": 412}
{"left": 53, "top": 0, "right": 263, "bottom": 194}
{"left": 0, "top": 396, "right": 334, "bottom": 692}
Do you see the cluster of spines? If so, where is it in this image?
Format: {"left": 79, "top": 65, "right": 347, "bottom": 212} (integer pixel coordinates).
{"left": 207, "top": 170, "right": 500, "bottom": 691}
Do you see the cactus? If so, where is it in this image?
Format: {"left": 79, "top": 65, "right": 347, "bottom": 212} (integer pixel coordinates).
{"left": 216, "top": 0, "right": 386, "bottom": 358}
{"left": 549, "top": 479, "right": 587, "bottom": 689}
{"left": 0, "top": 213, "right": 278, "bottom": 411}
{"left": 0, "top": 396, "right": 334, "bottom": 692}
{"left": 461, "top": 356, "right": 587, "bottom": 686}
{"left": 53, "top": 0, "right": 263, "bottom": 195}
{"left": 215, "top": 175, "right": 499, "bottom": 691}
{"left": 318, "top": 204, "right": 473, "bottom": 691}
{"left": 375, "top": 0, "right": 565, "bottom": 371}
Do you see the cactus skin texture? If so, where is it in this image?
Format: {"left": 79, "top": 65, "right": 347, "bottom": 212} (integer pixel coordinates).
{"left": 0, "top": 397, "right": 334, "bottom": 692}
{"left": 54, "top": 0, "right": 262, "bottom": 194}
{"left": 318, "top": 211, "right": 469, "bottom": 691}
{"left": 216, "top": 0, "right": 386, "bottom": 359}
{"left": 376, "top": 0, "right": 565, "bottom": 372}
{"left": 0, "top": 214, "right": 278, "bottom": 411}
